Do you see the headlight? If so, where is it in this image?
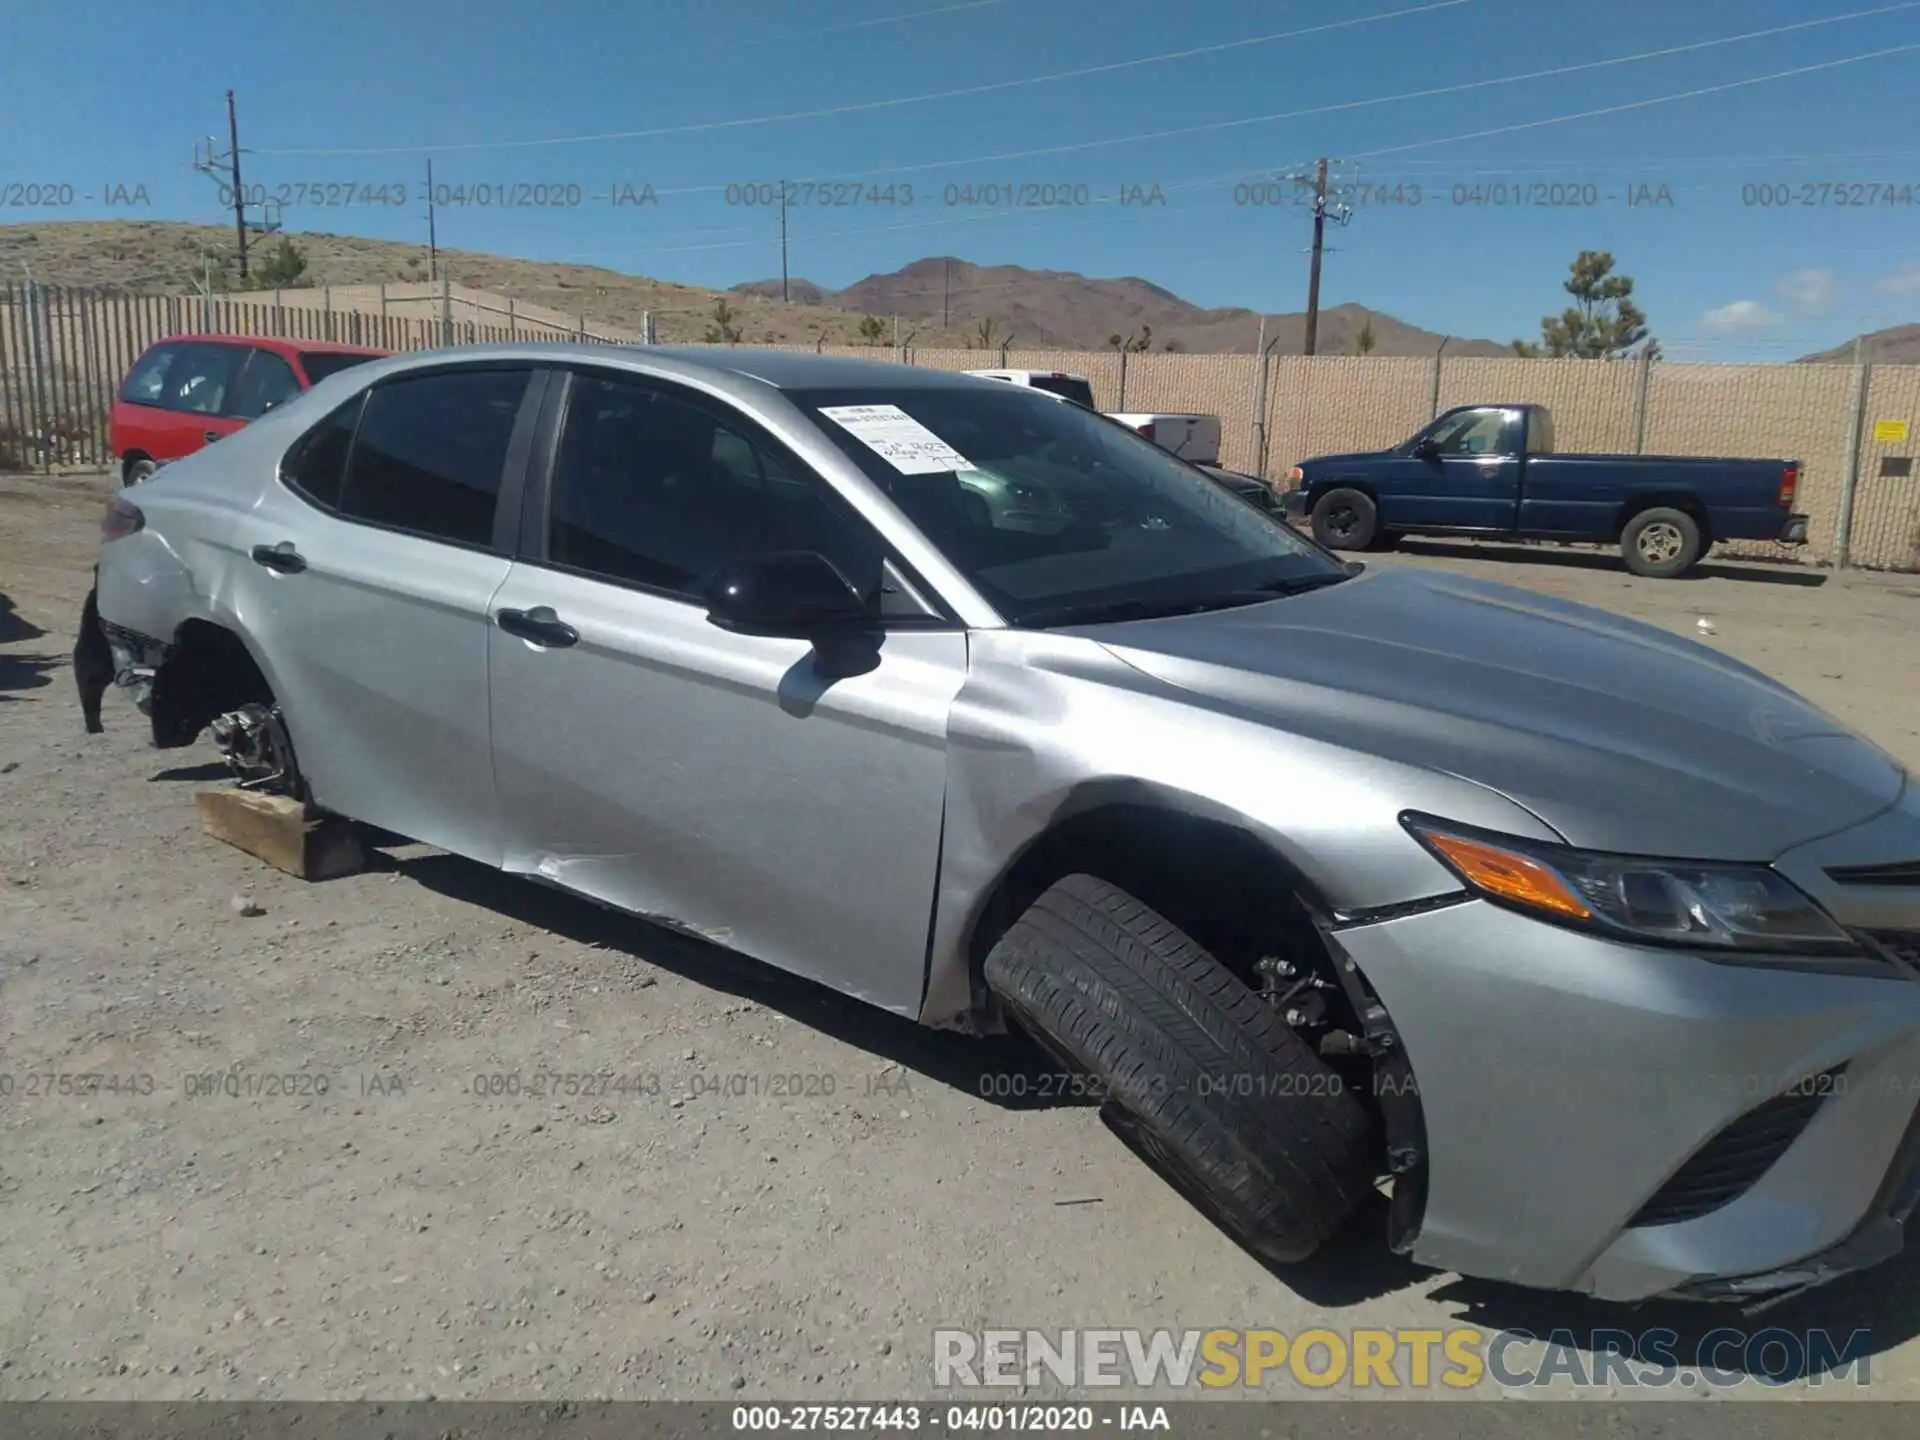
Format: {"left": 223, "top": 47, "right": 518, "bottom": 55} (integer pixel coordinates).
{"left": 1401, "top": 813, "right": 1858, "bottom": 956}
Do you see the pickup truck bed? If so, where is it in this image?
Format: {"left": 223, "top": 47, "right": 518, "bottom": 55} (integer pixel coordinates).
{"left": 1281, "top": 403, "right": 1807, "bottom": 578}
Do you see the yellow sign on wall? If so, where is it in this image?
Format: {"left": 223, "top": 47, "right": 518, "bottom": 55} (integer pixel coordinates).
{"left": 1872, "top": 419, "right": 1909, "bottom": 443}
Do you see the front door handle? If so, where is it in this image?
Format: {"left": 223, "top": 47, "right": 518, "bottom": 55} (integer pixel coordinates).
{"left": 204, "top": 430, "right": 220, "bottom": 443}
{"left": 496, "top": 606, "right": 579, "bottom": 648}
{"left": 250, "top": 543, "right": 306, "bottom": 574}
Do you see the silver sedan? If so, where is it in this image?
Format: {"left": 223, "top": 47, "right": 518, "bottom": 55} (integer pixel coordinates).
{"left": 86, "top": 344, "right": 1920, "bottom": 1304}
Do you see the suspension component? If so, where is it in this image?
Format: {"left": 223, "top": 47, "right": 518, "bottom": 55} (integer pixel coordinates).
{"left": 208, "top": 703, "right": 301, "bottom": 796}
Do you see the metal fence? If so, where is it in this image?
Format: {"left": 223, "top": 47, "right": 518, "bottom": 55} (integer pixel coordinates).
{"left": 4, "top": 282, "right": 1917, "bottom": 571}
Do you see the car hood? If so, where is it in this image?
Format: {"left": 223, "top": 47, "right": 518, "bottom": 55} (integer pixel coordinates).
{"left": 1080, "top": 566, "right": 1906, "bottom": 861}
{"left": 1299, "top": 450, "right": 1391, "bottom": 469}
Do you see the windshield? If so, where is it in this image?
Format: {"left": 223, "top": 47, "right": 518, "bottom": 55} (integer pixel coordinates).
{"left": 300, "top": 351, "right": 382, "bottom": 383}
{"left": 1027, "top": 375, "right": 1097, "bottom": 409}
{"left": 790, "top": 384, "right": 1349, "bottom": 627}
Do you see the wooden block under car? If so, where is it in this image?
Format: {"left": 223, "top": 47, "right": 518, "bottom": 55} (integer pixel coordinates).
{"left": 195, "top": 786, "right": 366, "bottom": 880}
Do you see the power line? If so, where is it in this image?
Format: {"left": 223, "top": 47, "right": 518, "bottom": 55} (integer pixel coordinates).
{"left": 586, "top": 37, "right": 1920, "bottom": 263}
{"left": 395, "top": 138, "right": 1920, "bottom": 260}
{"left": 252, "top": 1, "right": 1474, "bottom": 155}
{"left": 725, "top": 0, "right": 1016, "bottom": 50}
{"left": 1345, "top": 39, "right": 1920, "bottom": 162}
{"left": 603, "top": 1, "right": 1920, "bottom": 200}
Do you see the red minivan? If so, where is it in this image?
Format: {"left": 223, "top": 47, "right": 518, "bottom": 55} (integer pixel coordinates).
{"left": 110, "top": 334, "right": 387, "bottom": 484}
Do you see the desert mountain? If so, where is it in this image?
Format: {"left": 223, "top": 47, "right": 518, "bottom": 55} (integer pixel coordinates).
{"left": 1798, "top": 324, "right": 1920, "bottom": 364}
{"left": 3, "top": 222, "right": 1508, "bottom": 356}
{"left": 0, "top": 222, "right": 980, "bottom": 347}
{"left": 735, "top": 256, "right": 1509, "bottom": 356}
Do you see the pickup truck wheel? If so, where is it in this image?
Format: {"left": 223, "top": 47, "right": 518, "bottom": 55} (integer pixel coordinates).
{"left": 1622, "top": 507, "right": 1702, "bottom": 578}
{"left": 1309, "top": 488, "right": 1377, "bottom": 550}
{"left": 983, "top": 874, "right": 1376, "bottom": 1264}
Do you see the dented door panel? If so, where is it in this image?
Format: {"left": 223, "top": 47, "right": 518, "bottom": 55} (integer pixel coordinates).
{"left": 487, "top": 564, "right": 967, "bottom": 1016}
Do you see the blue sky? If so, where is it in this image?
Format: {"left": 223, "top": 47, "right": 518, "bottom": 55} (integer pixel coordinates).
{"left": 4, "top": 0, "right": 1919, "bottom": 356}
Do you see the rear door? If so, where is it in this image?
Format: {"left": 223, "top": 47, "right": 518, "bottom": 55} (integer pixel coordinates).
{"left": 1388, "top": 406, "right": 1523, "bottom": 529}
{"left": 227, "top": 346, "right": 305, "bottom": 423}
{"left": 486, "top": 366, "right": 969, "bottom": 1015}
{"left": 231, "top": 362, "right": 546, "bottom": 863}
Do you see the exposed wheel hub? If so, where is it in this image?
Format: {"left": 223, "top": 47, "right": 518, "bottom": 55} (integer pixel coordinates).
{"left": 209, "top": 703, "right": 301, "bottom": 796}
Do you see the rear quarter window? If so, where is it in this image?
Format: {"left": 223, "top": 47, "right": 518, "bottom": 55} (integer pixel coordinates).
{"left": 299, "top": 352, "right": 383, "bottom": 384}
{"left": 280, "top": 393, "right": 366, "bottom": 510}
{"left": 1028, "top": 376, "right": 1097, "bottom": 409}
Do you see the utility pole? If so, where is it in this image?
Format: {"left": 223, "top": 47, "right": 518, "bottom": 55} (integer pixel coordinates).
{"left": 1281, "top": 156, "right": 1351, "bottom": 357}
{"left": 193, "top": 91, "right": 279, "bottom": 285}
{"left": 425, "top": 158, "right": 439, "bottom": 278}
{"left": 1303, "top": 157, "right": 1328, "bottom": 356}
{"left": 779, "top": 184, "right": 790, "bottom": 303}
{"left": 227, "top": 91, "right": 249, "bottom": 279}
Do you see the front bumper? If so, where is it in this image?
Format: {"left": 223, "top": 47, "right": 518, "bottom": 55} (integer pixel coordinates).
{"left": 1334, "top": 892, "right": 1920, "bottom": 1303}
{"left": 1779, "top": 512, "right": 1809, "bottom": 544}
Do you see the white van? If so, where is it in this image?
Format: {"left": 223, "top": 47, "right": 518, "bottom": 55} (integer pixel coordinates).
{"left": 963, "top": 369, "right": 1223, "bottom": 465}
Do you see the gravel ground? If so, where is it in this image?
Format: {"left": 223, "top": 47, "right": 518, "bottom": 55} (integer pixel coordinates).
{"left": 4, "top": 470, "right": 1920, "bottom": 1405}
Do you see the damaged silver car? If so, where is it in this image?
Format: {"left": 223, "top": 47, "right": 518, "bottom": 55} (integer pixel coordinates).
{"left": 85, "top": 345, "right": 1920, "bottom": 1305}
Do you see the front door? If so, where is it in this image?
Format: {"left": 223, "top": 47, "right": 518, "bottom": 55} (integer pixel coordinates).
{"left": 486, "top": 368, "right": 968, "bottom": 1016}
{"left": 1386, "top": 406, "right": 1523, "bottom": 530}
{"left": 140, "top": 341, "right": 250, "bottom": 461}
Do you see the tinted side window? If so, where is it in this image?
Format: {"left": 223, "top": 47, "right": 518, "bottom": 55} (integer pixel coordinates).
{"left": 1029, "top": 376, "right": 1096, "bottom": 409}
{"left": 336, "top": 368, "right": 529, "bottom": 547}
{"left": 300, "top": 351, "right": 381, "bottom": 384}
{"left": 121, "top": 344, "right": 180, "bottom": 405}
{"left": 229, "top": 349, "right": 302, "bottom": 420}
{"left": 160, "top": 343, "right": 243, "bottom": 415}
{"left": 548, "top": 373, "right": 885, "bottom": 602}
{"left": 280, "top": 393, "right": 365, "bottom": 510}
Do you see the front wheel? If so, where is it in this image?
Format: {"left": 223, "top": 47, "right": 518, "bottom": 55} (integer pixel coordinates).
{"left": 983, "top": 875, "right": 1377, "bottom": 1264}
{"left": 1309, "top": 488, "right": 1378, "bottom": 550}
{"left": 1621, "top": 507, "right": 1702, "bottom": 578}
{"left": 123, "top": 455, "right": 157, "bottom": 486}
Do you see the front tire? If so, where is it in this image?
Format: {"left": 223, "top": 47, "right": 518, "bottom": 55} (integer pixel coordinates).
{"left": 123, "top": 455, "right": 157, "bottom": 486}
{"left": 1621, "top": 507, "right": 1702, "bottom": 578}
{"left": 1309, "top": 488, "right": 1378, "bottom": 550}
{"left": 983, "top": 875, "right": 1376, "bottom": 1264}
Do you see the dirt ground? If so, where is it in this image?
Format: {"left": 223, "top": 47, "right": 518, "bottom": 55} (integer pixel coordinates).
{"left": 4, "top": 470, "right": 1920, "bottom": 1406}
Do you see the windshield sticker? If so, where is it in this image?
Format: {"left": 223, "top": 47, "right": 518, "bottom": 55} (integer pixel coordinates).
{"left": 819, "top": 404, "right": 973, "bottom": 475}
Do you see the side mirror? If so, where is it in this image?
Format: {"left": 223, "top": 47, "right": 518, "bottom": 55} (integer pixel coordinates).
{"left": 1411, "top": 436, "right": 1440, "bottom": 459}
{"left": 704, "top": 551, "right": 870, "bottom": 639}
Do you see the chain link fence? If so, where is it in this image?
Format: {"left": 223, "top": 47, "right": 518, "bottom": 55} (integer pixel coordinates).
{"left": 5, "top": 283, "right": 1917, "bottom": 571}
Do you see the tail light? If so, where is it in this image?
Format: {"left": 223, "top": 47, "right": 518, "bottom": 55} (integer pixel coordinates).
{"left": 1287, "top": 466, "right": 1304, "bottom": 485}
{"left": 1779, "top": 463, "right": 1799, "bottom": 509}
{"left": 1139, "top": 422, "right": 1156, "bottom": 441}
{"left": 101, "top": 496, "right": 144, "bottom": 541}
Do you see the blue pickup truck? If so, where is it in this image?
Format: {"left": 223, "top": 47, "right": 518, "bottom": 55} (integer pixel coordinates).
{"left": 1280, "top": 403, "right": 1808, "bottom": 578}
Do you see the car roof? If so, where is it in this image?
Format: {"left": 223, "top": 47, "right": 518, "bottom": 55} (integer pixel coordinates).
{"left": 148, "top": 333, "right": 388, "bottom": 357}
{"left": 328, "top": 342, "right": 1019, "bottom": 395}
{"left": 637, "top": 347, "right": 997, "bottom": 390}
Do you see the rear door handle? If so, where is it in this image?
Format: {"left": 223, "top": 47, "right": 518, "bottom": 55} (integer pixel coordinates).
{"left": 496, "top": 606, "right": 579, "bottom": 648}
{"left": 204, "top": 430, "right": 219, "bottom": 443}
{"left": 250, "top": 543, "right": 306, "bottom": 574}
